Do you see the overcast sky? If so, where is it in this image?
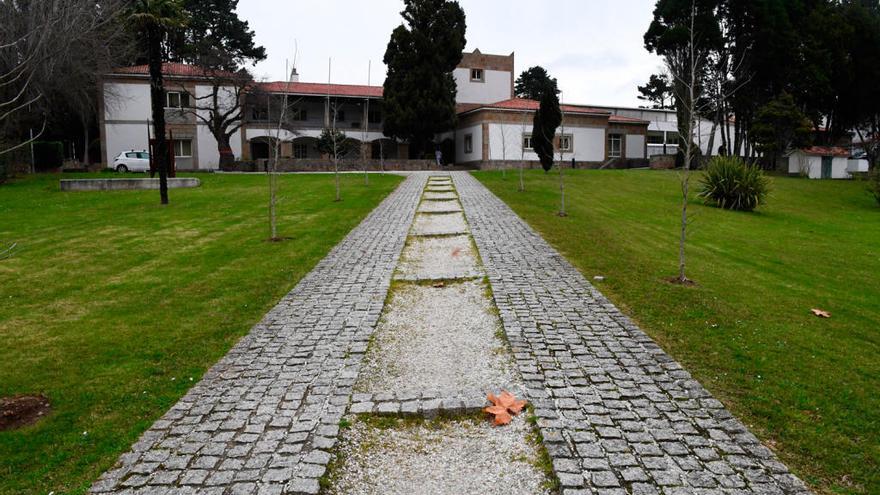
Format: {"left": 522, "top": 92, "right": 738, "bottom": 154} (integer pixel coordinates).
{"left": 237, "top": 0, "right": 664, "bottom": 108}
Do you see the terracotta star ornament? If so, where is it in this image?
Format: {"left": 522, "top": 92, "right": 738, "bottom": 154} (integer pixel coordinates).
{"left": 484, "top": 391, "right": 527, "bottom": 426}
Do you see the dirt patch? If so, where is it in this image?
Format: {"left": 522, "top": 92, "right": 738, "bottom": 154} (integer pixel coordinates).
{"left": 0, "top": 394, "right": 51, "bottom": 430}
{"left": 664, "top": 276, "right": 698, "bottom": 286}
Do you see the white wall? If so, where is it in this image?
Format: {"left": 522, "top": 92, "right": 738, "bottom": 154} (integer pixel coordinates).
{"left": 788, "top": 153, "right": 850, "bottom": 179}
{"left": 486, "top": 123, "right": 605, "bottom": 162}
{"left": 105, "top": 123, "right": 149, "bottom": 165}
{"left": 625, "top": 135, "right": 646, "bottom": 159}
{"left": 453, "top": 68, "right": 512, "bottom": 105}
{"left": 456, "top": 124, "right": 482, "bottom": 163}
{"left": 104, "top": 82, "right": 151, "bottom": 121}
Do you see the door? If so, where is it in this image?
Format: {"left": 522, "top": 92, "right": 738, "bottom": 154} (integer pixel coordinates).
{"left": 821, "top": 156, "right": 832, "bottom": 179}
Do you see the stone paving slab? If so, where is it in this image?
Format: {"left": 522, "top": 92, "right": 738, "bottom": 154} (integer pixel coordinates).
{"left": 394, "top": 234, "right": 483, "bottom": 281}
{"left": 417, "top": 200, "right": 463, "bottom": 213}
{"left": 409, "top": 212, "right": 468, "bottom": 236}
{"left": 90, "top": 174, "right": 428, "bottom": 495}
{"left": 452, "top": 172, "right": 811, "bottom": 495}
{"left": 423, "top": 191, "right": 458, "bottom": 200}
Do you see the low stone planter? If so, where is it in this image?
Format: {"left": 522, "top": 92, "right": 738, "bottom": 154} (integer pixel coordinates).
{"left": 60, "top": 177, "right": 201, "bottom": 191}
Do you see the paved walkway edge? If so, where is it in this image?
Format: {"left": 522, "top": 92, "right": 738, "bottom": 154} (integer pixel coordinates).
{"left": 453, "top": 172, "right": 811, "bottom": 495}
{"left": 91, "top": 174, "right": 427, "bottom": 495}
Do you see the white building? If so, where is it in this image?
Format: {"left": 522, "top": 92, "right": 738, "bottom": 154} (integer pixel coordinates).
{"left": 786, "top": 146, "right": 853, "bottom": 179}
{"left": 99, "top": 50, "right": 656, "bottom": 170}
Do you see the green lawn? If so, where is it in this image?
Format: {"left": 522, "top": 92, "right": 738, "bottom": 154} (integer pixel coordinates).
{"left": 0, "top": 172, "right": 403, "bottom": 495}
{"left": 474, "top": 169, "right": 879, "bottom": 495}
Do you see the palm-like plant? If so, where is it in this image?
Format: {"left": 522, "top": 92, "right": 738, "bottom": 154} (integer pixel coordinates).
{"left": 127, "top": 0, "right": 187, "bottom": 204}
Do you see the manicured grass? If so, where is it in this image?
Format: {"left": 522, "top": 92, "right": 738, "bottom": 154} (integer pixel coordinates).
{"left": 474, "top": 169, "right": 880, "bottom": 495}
{"left": 0, "top": 172, "right": 402, "bottom": 494}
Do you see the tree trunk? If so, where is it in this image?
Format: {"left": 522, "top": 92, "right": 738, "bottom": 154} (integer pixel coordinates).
{"left": 217, "top": 132, "right": 234, "bottom": 168}
{"left": 147, "top": 25, "right": 169, "bottom": 205}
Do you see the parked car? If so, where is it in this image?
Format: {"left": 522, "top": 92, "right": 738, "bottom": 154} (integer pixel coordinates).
{"left": 112, "top": 150, "right": 150, "bottom": 172}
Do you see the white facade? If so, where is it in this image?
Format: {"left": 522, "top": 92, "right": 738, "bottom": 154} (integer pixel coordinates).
{"left": 787, "top": 151, "right": 850, "bottom": 179}
{"left": 102, "top": 79, "right": 243, "bottom": 169}
{"left": 452, "top": 68, "right": 512, "bottom": 105}
{"left": 455, "top": 124, "right": 483, "bottom": 163}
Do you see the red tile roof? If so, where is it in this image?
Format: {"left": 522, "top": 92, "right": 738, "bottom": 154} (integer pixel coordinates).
{"left": 258, "top": 81, "right": 383, "bottom": 98}
{"left": 609, "top": 114, "right": 650, "bottom": 124}
{"left": 797, "top": 146, "right": 850, "bottom": 157}
{"left": 110, "top": 63, "right": 222, "bottom": 78}
{"left": 466, "top": 98, "right": 610, "bottom": 116}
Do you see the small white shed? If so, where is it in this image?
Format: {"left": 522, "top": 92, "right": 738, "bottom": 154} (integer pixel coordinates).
{"left": 786, "top": 147, "right": 851, "bottom": 179}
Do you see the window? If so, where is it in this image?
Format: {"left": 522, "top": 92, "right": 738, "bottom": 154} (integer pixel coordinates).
{"left": 368, "top": 109, "right": 382, "bottom": 124}
{"left": 293, "top": 143, "right": 308, "bottom": 159}
{"left": 136, "top": 152, "right": 150, "bottom": 159}
{"left": 173, "top": 139, "right": 192, "bottom": 157}
{"left": 334, "top": 110, "right": 346, "bottom": 123}
{"left": 608, "top": 134, "right": 622, "bottom": 158}
{"left": 464, "top": 134, "right": 473, "bottom": 154}
{"left": 558, "top": 135, "right": 572, "bottom": 152}
{"left": 251, "top": 107, "right": 268, "bottom": 121}
{"left": 166, "top": 91, "right": 190, "bottom": 109}
{"left": 291, "top": 107, "right": 308, "bottom": 121}
{"left": 647, "top": 134, "right": 664, "bottom": 145}
{"left": 665, "top": 132, "right": 680, "bottom": 145}
{"left": 522, "top": 134, "right": 533, "bottom": 150}
{"left": 125, "top": 152, "right": 139, "bottom": 158}
{"left": 470, "top": 68, "right": 484, "bottom": 82}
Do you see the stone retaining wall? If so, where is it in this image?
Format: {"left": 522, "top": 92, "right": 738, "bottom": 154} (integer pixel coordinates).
{"left": 60, "top": 178, "right": 201, "bottom": 191}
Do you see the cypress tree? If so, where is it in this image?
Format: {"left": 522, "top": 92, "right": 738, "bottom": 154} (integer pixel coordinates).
{"left": 382, "top": 0, "right": 466, "bottom": 158}
{"left": 531, "top": 80, "right": 561, "bottom": 172}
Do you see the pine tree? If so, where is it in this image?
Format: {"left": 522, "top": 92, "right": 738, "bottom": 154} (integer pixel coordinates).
{"left": 514, "top": 66, "right": 558, "bottom": 100}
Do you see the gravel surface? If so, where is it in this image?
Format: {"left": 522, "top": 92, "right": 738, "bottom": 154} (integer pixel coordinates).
{"left": 325, "top": 415, "right": 552, "bottom": 495}
{"left": 410, "top": 212, "right": 468, "bottom": 236}
{"left": 423, "top": 191, "right": 458, "bottom": 200}
{"left": 355, "top": 279, "right": 518, "bottom": 396}
{"left": 394, "top": 235, "right": 484, "bottom": 281}
{"left": 417, "top": 200, "right": 462, "bottom": 213}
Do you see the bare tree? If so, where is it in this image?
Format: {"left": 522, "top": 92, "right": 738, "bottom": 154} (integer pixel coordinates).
{"left": 172, "top": 68, "right": 253, "bottom": 169}
{"left": 361, "top": 60, "right": 371, "bottom": 186}
{"left": 519, "top": 110, "right": 529, "bottom": 192}
{"left": 267, "top": 58, "right": 301, "bottom": 241}
{"left": 499, "top": 123, "right": 509, "bottom": 179}
{"left": 665, "top": 0, "right": 701, "bottom": 284}
{"left": 0, "top": 0, "right": 130, "bottom": 158}
{"left": 557, "top": 96, "right": 567, "bottom": 217}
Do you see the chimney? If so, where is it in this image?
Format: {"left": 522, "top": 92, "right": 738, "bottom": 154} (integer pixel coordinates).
{"left": 290, "top": 67, "right": 299, "bottom": 83}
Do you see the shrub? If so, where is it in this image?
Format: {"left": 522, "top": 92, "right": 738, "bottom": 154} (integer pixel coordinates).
{"left": 698, "top": 156, "right": 770, "bottom": 211}
{"left": 33, "top": 141, "right": 63, "bottom": 171}
{"left": 869, "top": 168, "right": 880, "bottom": 206}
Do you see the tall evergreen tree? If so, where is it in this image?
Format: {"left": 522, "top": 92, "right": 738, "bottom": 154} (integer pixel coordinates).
{"left": 514, "top": 66, "right": 558, "bottom": 100}
{"left": 382, "top": 0, "right": 466, "bottom": 158}
{"left": 531, "top": 80, "right": 561, "bottom": 173}
{"left": 751, "top": 92, "right": 813, "bottom": 168}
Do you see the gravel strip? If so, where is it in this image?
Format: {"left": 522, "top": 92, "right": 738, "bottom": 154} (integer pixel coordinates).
{"left": 355, "top": 279, "right": 519, "bottom": 397}
{"left": 410, "top": 212, "right": 468, "bottom": 236}
{"left": 394, "top": 235, "right": 484, "bottom": 281}
{"left": 325, "top": 415, "right": 552, "bottom": 495}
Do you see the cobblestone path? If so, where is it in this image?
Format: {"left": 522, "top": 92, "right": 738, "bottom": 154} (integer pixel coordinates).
{"left": 90, "top": 174, "right": 427, "bottom": 495}
{"left": 453, "top": 172, "right": 810, "bottom": 495}
{"left": 91, "top": 170, "right": 811, "bottom": 495}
